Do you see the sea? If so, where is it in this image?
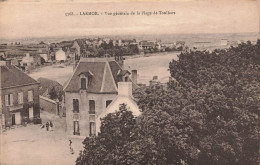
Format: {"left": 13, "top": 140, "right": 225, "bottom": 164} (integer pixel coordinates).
{"left": 5, "top": 32, "right": 258, "bottom": 85}
{"left": 1, "top": 32, "right": 258, "bottom": 46}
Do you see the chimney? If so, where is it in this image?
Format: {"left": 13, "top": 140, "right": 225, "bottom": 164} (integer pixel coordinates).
{"left": 131, "top": 70, "right": 137, "bottom": 84}
{"left": 26, "top": 53, "right": 30, "bottom": 57}
{"left": 153, "top": 76, "right": 158, "bottom": 80}
{"left": 118, "top": 82, "right": 132, "bottom": 97}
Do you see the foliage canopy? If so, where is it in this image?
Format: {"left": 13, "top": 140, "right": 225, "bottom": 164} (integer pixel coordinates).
{"left": 77, "top": 41, "right": 260, "bottom": 165}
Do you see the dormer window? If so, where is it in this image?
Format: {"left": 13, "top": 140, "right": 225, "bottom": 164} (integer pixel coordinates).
{"left": 124, "top": 76, "right": 129, "bottom": 82}
{"left": 78, "top": 71, "right": 94, "bottom": 89}
{"left": 117, "top": 69, "right": 131, "bottom": 82}
{"left": 81, "top": 77, "right": 87, "bottom": 89}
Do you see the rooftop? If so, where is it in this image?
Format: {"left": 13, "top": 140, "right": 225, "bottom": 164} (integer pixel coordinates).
{"left": 0, "top": 62, "right": 38, "bottom": 89}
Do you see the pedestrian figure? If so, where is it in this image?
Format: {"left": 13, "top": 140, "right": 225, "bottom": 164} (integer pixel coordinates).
{"left": 46, "top": 122, "right": 49, "bottom": 131}
{"left": 50, "top": 121, "right": 53, "bottom": 131}
{"left": 69, "top": 140, "right": 74, "bottom": 154}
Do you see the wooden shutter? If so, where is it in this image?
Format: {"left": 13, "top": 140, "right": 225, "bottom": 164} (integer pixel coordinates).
{"left": 10, "top": 94, "right": 13, "bottom": 106}
{"left": 5, "top": 95, "right": 8, "bottom": 106}
{"left": 18, "top": 92, "right": 23, "bottom": 104}
{"left": 29, "top": 91, "right": 33, "bottom": 101}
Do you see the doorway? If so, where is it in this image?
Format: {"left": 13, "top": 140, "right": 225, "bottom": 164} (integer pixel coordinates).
{"left": 12, "top": 114, "right": 15, "bottom": 125}
{"left": 11, "top": 112, "right": 21, "bottom": 125}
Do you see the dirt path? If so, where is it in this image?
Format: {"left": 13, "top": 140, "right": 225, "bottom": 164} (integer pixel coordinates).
{"left": 0, "top": 111, "right": 84, "bottom": 165}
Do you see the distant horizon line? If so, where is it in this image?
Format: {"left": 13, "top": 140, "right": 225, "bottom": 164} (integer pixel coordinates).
{"left": 1, "top": 31, "right": 259, "bottom": 41}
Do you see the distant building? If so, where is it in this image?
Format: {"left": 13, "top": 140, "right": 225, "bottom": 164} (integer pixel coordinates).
{"left": 139, "top": 41, "right": 156, "bottom": 50}
{"left": 72, "top": 39, "right": 88, "bottom": 59}
{"left": 0, "top": 52, "right": 6, "bottom": 60}
{"left": 33, "top": 55, "right": 42, "bottom": 66}
{"left": 149, "top": 76, "right": 159, "bottom": 86}
{"left": 21, "top": 53, "right": 34, "bottom": 67}
{"left": 10, "top": 58, "right": 22, "bottom": 67}
{"left": 221, "top": 39, "right": 229, "bottom": 46}
{"left": 39, "top": 53, "right": 48, "bottom": 62}
{"left": 55, "top": 48, "right": 66, "bottom": 61}
{"left": 229, "top": 41, "right": 238, "bottom": 47}
{"left": 64, "top": 58, "right": 138, "bottom": 137}
{"left": 0, "top": 60, "right": 40, "bottom": 130}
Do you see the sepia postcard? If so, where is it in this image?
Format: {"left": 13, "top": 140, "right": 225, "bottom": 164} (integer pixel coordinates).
{"left": 0, "top": 0, "right": 259, "bottom": 165}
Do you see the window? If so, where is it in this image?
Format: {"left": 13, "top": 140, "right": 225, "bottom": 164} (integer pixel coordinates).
{"left": 124, "top": 76, "right": 129, "bottom": 82}
{"left": 81, "top": 78, "right": 86, "bottom": 89}
{"left": 89, "top": 122, "right": 95, "bottom": 136}
{"left": 88, "top": 76, "right": 92, "bottom": 86}
{"left": 73, "top": 121, "right": 80, "bottom": 135}
{"left": 28, "top": 90, "right": 33, "bottom": 102}
{"left": 106, "top": 100, "right": 112, "bottom": 107}
{"left": 73, "top": 99, "right": 79, "bottom": 113}
{"left": 5, "top": 94, "right": 13, "bottom": 106}
{"left": 29, "top": 107, "right": 34, "bottom": 119}
{"left": 18, "top": 92, "right": 23, "bottom": 104}
{"left": 89, "top": 100, "right": 95, "bottom": 114}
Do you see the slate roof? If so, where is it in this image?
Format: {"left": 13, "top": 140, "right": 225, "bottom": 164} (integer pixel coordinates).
{"left": 64, "top": 58, "right": 139, "bottom": 93}
{"left": 38, "top": 77, "right": 63, "bottom": 96}
{"left": 117, "top": 70, "right": 130, "bottom": 76}
{"left": 0, "top": 64, "right": 38, "bottom": 89}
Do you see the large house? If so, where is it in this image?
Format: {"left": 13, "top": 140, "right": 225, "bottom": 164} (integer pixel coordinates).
{"left": 64, "top": 58, "right": 138, "bottom": 137}
{"left": 0, "top": 60, "right": 40, "bottom": 130}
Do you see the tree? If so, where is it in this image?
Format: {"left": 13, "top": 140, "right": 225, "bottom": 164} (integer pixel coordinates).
{"left": 76, "top": 104, "right": 137, "bottom": 165}
{"left": 49, "top": 86, "right": 58, "bottom": 100}
{"left": 76, "top": 40, "right": 260, "bottom": 165}
{"left": 167, "top": 40, "right": 260, "bottom": 165}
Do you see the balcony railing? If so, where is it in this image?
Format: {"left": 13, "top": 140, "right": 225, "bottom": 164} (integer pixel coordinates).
{"left": 9, "top": 104, "right": 23, "bottom": 111}
{"left": 72, "top": 113, "right": 80, "bottom": 120}
{"left": 89, "top": 110, "right": 95, "bottom": 114}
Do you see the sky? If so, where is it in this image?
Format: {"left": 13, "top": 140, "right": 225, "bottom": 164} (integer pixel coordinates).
{"left": 0, "top": 0, "right": 259, "bottom": 39}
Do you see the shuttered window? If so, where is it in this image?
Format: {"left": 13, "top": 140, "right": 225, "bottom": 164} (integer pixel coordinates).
{"left": 18, "top": 92, "right": 23, "bottom": 104}
{"left": 5, "top": 94, "right": 13, "bottom": 106}
{"left": 28, "top": 90, "right": 33, "bottom": 102}
{"left": 73, "top": 99, "right": 79, "bottom": 113}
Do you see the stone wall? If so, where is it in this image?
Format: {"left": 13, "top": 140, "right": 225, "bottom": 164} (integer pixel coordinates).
{"left": 40, "top": 96, "right": 60, "bottom": 115}
{"left": 1, "top": 83, "right": 40, "bottom": 127}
